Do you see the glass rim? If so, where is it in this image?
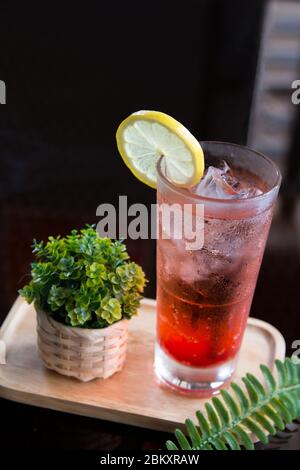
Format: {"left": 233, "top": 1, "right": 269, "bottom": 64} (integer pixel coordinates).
{"left": 156, "top": 140, "right": 282, "bottom": 205}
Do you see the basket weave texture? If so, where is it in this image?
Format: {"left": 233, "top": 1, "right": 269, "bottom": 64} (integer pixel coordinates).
{"left": 36, "top": 307, "right": 128, "bottom": 382}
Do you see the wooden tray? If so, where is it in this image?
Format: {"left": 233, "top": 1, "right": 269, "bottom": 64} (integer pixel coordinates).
{"left": 0, "top": 297, "right": 285, "bottom": 433}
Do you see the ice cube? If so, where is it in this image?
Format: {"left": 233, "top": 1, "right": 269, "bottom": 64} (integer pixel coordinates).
{"left": 191, "top": 160, "right": 262, "bottom": 199}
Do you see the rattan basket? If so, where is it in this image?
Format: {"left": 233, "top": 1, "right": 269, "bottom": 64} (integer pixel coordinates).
{"left": 36, "top": 307, "right": 128, "bottom": 382}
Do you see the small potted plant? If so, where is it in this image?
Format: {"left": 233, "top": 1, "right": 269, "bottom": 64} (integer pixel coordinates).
{"left": 19, "top": 225, "right": 146, "bottom": 382}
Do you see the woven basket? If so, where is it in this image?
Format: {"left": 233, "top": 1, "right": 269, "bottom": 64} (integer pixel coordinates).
{"left": 36, "top": 307, "right": 128, "bottom": 382}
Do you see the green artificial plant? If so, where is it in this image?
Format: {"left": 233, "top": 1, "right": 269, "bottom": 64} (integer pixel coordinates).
{"left": 166, "top": 357, "right": 300, "bottom": 450}
{"left": 19, "top": 225, "right": 146, "bottom": 328}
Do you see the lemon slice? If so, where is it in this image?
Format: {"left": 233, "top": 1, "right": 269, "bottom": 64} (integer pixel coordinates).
{"left": 116, "top": 110, "right": 204, "bottom": 189}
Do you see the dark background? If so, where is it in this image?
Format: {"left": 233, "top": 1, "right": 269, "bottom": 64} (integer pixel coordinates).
{"left": 0, "top": 0, "right": 299, "bottom": 450}
{"left": 0, "top": 0, "right": 264, "bottom": 309}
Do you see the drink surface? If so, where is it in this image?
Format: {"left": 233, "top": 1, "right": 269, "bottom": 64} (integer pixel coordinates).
{"left": 157, "top": 163, "right": 274, "bottom": 368}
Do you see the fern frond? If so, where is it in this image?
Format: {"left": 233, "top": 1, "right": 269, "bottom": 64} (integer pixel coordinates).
{"left": 166, "top": 358, "right": 300, "bottom": 451}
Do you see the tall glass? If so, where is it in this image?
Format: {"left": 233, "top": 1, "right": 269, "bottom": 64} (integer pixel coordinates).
{"left": 155, "top": 142, "right": 281, "bottom": 395}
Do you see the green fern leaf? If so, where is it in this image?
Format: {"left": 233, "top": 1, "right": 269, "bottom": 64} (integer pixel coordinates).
{"left": 242, "top": 377, "right": 259, "bottom": 405}
{"left": 174, "top": 429, "right": 191, "bottom": 450}
{"left": 165, "top": 440, "right": 178, "bottom": 450}
{"left": 260, "top": 364, "right": 276, "bottom": 392}
{"left": 286, "top": 357, "right": 298, "bottom": 384}
{"left": 243, "top": 418, "right": 268, "bottom": 445}
{"left": 233, "top": 425, "right": 254, "bottom": 450}
{"left": 245, "top": 373, "right": 266, "bottom": 399}
{"left": 284, "top": 358, "right": 293, "bottom": 384}
{"left": 275, "top": 359, "right": 286, "bottom": 387}
{"left": 205, "top": 403, "right": 221, "bottom": 432}
{"left": 253, "top": 411, "right": 276, "bottom": 435}
{"left": 210, "top": 437, "right": 227, "bottom": 450}
{"left": 222, "top": 431, "right": 240, "bottom": 450}
{"left": 220, "top": 389, "right": 240, "bottom": 420}
{"left": 195, "top": 410, "right": 210, "bottom": 439}
{"left": 271, "top": 397, "right": 292, "bottom": 423}
{"left": 281, "top": 392, "right": 297, "bottom": 419}
{"left": 211, "top": 396, "right": 230, "bottom": 426}
{"left": 262, "top": 404, "right": 285, "bottom": 430}
{"left": 185, "top": 419, "right": 202, "bottom": 448}
{"left": 231, "top": 382, "right": 250, "bottom": 413}
{"left": 166, "top": 357, "right": 300, "bottom": 451}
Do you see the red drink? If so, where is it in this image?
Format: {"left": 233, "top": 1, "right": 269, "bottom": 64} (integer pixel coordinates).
{"left": 155, "top": 142, "right": 281, "bottom": 395}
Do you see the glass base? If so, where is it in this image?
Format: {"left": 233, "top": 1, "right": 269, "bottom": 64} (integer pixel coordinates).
{"left": 154, "top": 343, "right": 237, "bottom": 397}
